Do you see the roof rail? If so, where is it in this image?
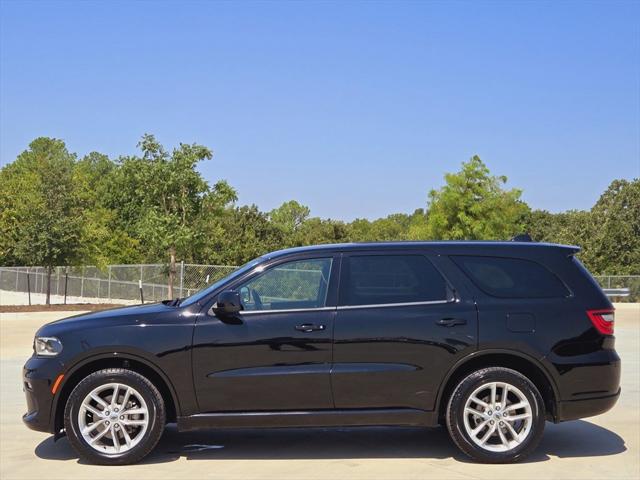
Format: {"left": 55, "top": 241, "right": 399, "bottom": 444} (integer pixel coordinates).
{"left": 511, "top": 234, "right": 533, "bottom": 242}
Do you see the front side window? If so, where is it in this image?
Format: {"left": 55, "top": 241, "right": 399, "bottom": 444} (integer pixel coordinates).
{"left": 341, "top": 254, "right": 447, "bottom": 306}
{"left": 237, "top": 258, "right": 333, "bottom": 311}
{"left": 451, "top": 255, "right": 570, "bottom": 298}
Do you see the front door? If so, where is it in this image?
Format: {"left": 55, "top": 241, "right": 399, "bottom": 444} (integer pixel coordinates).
{"left": 331, "top": 252, "right": 477, "bottom": 411}
{"left": 193, "top": 255, "right": 337, "bottom": 412}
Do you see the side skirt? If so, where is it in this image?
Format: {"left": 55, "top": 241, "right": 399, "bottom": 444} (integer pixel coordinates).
{"left": 177, "top": 408, "right": 438, "bottom": 431}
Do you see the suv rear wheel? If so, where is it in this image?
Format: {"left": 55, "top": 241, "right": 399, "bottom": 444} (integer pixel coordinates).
{"left": 446, "top": 367, "right": 545, "bottom": 463}
{"left": 64, "top": 368, "right": 165, "bottom": 465}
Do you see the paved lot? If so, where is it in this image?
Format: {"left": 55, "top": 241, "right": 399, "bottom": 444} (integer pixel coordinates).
{"left": 1, "top": 305, "right": 638, "bottom": 480}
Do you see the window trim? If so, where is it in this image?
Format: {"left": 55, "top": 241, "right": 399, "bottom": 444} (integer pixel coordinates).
{"left": 337, "top": 252, "right": 452, "bottom": 307}
{"left": 336, "top": 299, "right": 451, "bottom": 310}
{"left": 240, "top": 306, "right": 336, "bottom": 315}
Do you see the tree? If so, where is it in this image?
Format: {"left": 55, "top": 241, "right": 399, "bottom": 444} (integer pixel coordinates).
{"left": 347, "top": 218, "right": 374, "bottom": 241}
{"left": 584, "top": 179, "right": 640, "bottom": 274}
{"left": 1, "top": 134, "right": 635, "bottom": 302}
{"left": 347, "top": 214, "right": 411, "bottom": 242}
{"left": 74, "top": 152, "right": 142, "bottom": 266}
{"left": 109, "top": 134, "right": 213, "bottom": 297}
{"left": 410, "top": 155, "right": 529, "bottom": 240}
{"left": 190, "top": 180, "right": 239, "bottom": 263}
{"left": 269, "top": 200, "right": 311, "bottom": 238}
{"left": 0, "top": 138, "right": 83, "bottom": 303}
{"left": 202, "top": 205, "right": 285, "bottom": 265}
{"left": 524, "top": 179, "right": 640, "bottom": 274}
{"left": 524, "top": 209, "right": 592, "bottom": 247}
{"left": 369, "top": 214, "right": 413, "bottom": 241}
{"left": 296, "top": 217, "right": 350, "bottom": 246}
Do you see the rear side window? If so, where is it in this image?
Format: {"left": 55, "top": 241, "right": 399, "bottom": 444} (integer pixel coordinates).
{"left": 341, "top": 255, "right": 447, "bottom": 306}
{"left": 452, "top": 255, "right": 569, "bottom": 298}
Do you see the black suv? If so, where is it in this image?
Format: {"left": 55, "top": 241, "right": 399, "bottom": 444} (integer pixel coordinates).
{"left": 23, "top": 242, "right": 620, "bottom": 464}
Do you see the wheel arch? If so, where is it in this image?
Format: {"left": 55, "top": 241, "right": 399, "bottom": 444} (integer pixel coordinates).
{"left": 53, "top": 352, "right": 180, "bottom": 436}
{"left": 436, "top": 350, "right": 560, "bottom": 424}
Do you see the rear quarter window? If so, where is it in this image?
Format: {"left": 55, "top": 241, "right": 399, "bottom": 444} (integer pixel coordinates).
{"left": 451, "top": 255, "right": 570, "bottom": 299}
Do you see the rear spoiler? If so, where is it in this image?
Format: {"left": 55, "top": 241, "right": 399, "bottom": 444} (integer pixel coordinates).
{"left": 511, "top": 234, "right": 580, "bottom": 256}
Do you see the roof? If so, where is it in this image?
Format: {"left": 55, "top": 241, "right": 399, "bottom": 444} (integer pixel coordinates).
{"left": 263, "top": 241, "right": 581, "bottom": 259}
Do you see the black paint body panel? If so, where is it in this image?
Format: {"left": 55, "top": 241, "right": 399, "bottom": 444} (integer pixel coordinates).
{"left": 22, "top": 241, "right": 620, "bottom": 435}
{"left": 193, "top": 309, "right": 335, "bottom": 412}
{"left": 332, "top": 301, "right": 477, "bottom": 410}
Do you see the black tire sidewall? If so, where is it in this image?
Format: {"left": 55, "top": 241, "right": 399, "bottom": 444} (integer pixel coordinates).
{"left": 446, "top": 367, "right": 545, "bottom": 463}
{"left": 64, "top": 368, "right": 165, "bottom": 465}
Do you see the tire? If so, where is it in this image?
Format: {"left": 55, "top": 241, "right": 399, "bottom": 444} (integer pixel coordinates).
{"left": 64, "top": 368, "right": 166, "bottom": 465}
{"left": 446, "top": 367, "right": 545, "bottom": 463}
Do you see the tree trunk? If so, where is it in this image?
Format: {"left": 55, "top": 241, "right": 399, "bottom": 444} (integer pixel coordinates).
{"left": 45, "top": 267, "right": 51, "bottom": 305}
{"left": 168, "top": 247, "right": 176, "bottom": 299}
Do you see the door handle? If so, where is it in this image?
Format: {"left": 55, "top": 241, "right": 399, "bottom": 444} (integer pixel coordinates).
{"left": 436, "top": 318, "right": 467, "bottom": 327}
{"left": 295, "top": 324, "right": 326, "bottom": 332}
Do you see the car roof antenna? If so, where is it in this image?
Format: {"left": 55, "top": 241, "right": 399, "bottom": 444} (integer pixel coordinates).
{"left": 511, "top": 233, "right": 533, "bottom": 242}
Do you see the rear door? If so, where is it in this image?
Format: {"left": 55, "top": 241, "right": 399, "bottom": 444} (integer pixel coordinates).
{"left": 331, "top": 250, "right": 477, "bottom": 411}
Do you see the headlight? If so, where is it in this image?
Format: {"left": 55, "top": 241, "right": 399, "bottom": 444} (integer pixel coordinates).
{"left": 34, "top": 337, "right": 63, "bottom": 357}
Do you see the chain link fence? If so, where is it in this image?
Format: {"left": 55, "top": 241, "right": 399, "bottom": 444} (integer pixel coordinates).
{"left": 594, "top": 275, "right": 640, "bottom": 302}
{"left": 0, "top": 265, "right": 638, "bottom": 305}
{"left": 0, "top": 264, "right": 237, "bottom": 305}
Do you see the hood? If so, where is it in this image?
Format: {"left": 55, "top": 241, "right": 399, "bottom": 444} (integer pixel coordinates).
{"left": 49, "top": 302, "right": 171, "bottom": 324}
{"left": 37, "top": 302, "right": 181, "bottom": 337}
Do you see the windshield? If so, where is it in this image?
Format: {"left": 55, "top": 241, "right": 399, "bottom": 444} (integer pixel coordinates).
{"left": 179, "top": 257, "right": 264, "bottom": 307}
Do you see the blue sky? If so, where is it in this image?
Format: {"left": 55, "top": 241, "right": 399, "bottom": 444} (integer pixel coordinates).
{"left": 1, "top": 0, "right": 638, "bottom": 220}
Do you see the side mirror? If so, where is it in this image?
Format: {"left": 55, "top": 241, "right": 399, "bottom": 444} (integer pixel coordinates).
{"left": 213, "top": 290, "right": 242, "bottom": 317}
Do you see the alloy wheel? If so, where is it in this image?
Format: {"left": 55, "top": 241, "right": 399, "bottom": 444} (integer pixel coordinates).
{"left": 462, "top": 381, "right": 533, "bottom": 452}
{"left": 77, "top": 382, "right": 149, "bottom": 454}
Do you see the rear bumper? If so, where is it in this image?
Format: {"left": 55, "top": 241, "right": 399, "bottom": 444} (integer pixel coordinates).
{"left": 556, "top": 388, "right": 620, "bottom": 422}
{"left": 548, "top": 344, "right": 621, "bottom": 422}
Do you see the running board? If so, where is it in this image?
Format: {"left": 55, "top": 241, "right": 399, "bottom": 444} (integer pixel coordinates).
{"left": 177, "top": 408, "right": 437, "bottom": 431}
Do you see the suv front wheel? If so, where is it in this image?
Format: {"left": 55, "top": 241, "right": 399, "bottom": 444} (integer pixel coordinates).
{"left": 446, "top": 367, "right": 545, "bottom": 463}
{"left": 64, "top": 368, "right": 166, "bottom": 465}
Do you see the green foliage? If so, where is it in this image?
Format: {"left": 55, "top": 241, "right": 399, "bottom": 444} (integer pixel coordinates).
{"left": 411, "top": 156, "right": 530, "bottom": 240}
{"left": 269, "top": 200, "right": 310, "bottom": 235}
{"left": 525, "top": 179, "right": 640, "bottom": 274}
{"left": 109, "top": 134, "right": 214, "bottom": 262}
{"left": 0, "top": 137, "right": 637, "bottom": 277}
{"left": 348, "top": 213, "right": 415, "bottom": 242}
{"left": 295, "top": 218, "right": 350, "bottom": 247}
{"left": 74, "top": 152, "right": 140, "bottom": 266}
{"left": 201, "top": 205, "right": 285, "bottom": 265}
{"left": 0, "top": 138, "right": 83, "bottom": 268}
{"left": 524, "top": 209, "right": 592, "bottom": 247}
{"left": 586, "top": 179, "right": 640, "bottom": 274}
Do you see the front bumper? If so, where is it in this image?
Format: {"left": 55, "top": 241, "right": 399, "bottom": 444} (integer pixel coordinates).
{"left": 556, "top": 388, "right": 621, "bottom": 422}
{"left": 22, "top": 356, "right": 63, "bottom": 434}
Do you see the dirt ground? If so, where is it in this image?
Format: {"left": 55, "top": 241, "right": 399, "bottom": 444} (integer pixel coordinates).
{"left": 1, "top": 304, "right": 638, "bottom": 480}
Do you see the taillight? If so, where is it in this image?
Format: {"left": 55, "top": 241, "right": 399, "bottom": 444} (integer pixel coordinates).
{"left": 587, "top": 309, "right": 615, "bottom": 335}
